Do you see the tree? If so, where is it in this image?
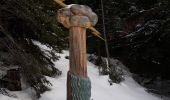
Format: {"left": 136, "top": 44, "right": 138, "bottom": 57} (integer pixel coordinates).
{"left": 0, "top": 0, "right": 68, "bottom": 97}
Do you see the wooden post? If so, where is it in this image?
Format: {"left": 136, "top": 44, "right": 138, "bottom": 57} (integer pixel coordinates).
{"left": 69, "top": 27, "right": 87, "bottom": 77}
{"left": 57, "top": 4, "right": 98, "bottom": 100}
{"left": 67, "top": 27, "right": 87, "bottom": 100}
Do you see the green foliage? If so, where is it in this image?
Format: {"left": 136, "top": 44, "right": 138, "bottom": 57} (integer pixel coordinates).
{"left": 68, "top": 0, "right": 170, "bottom": 78}
{"left": 85, "top": 0, "right": 170, "bottom": 84}
{"left": 0, "top": 0, "right": 68, "bottom": 97}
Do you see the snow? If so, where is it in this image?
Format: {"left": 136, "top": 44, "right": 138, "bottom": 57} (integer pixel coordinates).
{"left": 0, "top": 70, "right": 6, "bottom": 79}
{"left": 0, "top": 50, "right": 162, "bottom": 100}
{"left": 0, "top": 88, "right": 34, "bottom": 100}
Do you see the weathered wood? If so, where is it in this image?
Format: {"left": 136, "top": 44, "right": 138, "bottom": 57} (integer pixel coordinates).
{"left": 57, "top": 4, "right": 98, "bottom": 100}
{"left": 67, "top": 27, "right": 87, "bottom": 100}
{"left": 69, "top": 27, "right": 87, "bottom": 77}
{"left": 0, "top": 69, "right": 21, "bottom": 91}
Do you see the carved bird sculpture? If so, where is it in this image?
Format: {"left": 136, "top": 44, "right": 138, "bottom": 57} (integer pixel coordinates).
{"left": 54, "top": 0, "right": 104, "bottom": 40}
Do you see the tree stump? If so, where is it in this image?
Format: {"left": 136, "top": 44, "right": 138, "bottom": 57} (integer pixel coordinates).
{"left": 0, "top": 68, "right": 21, "bottom": 91}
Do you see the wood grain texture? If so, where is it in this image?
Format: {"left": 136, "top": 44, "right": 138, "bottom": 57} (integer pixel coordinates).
{"left": 69, "top": 27, "right": 87, "bottom": 77}
{"left": 67, "top": 27, "right": 87, "bottom": 100}
{"left": 57, "top": 5, "right": 95, "bottom": 100}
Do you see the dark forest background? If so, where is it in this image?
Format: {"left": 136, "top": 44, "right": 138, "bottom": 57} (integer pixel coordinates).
{"left": 67, "top": 0, "right": 170, "bottom": 97}
{"left": 66, "top": 0, "right": 170, "bottom": 79}
{"left": 1, "top": 0, "right": 170, "bottom": 98}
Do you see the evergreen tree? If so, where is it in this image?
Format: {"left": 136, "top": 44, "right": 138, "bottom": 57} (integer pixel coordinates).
{"left": 0, "top": 0, "right": 68, "bottom": 97}
{"left": 80, "top": 0, "right": 170, "bottom": 85}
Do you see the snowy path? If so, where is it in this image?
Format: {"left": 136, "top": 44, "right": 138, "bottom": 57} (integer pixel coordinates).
{"left": 40, "top": 51, "right": 161, "bottom": 100}
{"left": 0, "top": 51, "right": 162, "bottom": 100}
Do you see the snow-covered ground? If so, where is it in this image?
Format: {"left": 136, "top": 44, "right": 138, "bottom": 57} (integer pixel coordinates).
{"left": 0, "top": 50, "right": 162, "bottom": 100}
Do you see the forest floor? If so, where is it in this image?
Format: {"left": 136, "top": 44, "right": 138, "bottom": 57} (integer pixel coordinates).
{"left": 0, "top": 49, "right": 165, "bottom": 100}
